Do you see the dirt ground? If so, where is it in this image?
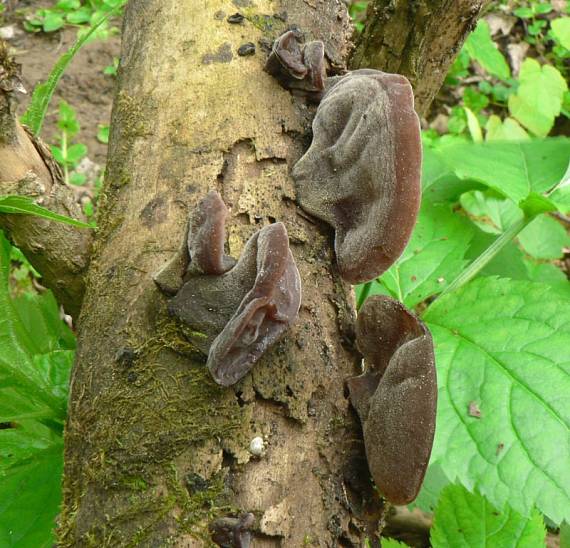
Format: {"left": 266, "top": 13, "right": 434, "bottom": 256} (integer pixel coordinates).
{"left": 2, "top": 1, "right": 120, "bottom": 169}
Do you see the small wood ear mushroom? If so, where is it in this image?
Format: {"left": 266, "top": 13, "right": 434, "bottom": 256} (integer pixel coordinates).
{"left": 346, "top": 295, "right": 437, "bottom": 505}
{"left": 292, "top": 69, "right": 422, "bottom": 284}
{"left": 210, "top": 512, "right": 255, "bottom": 548}
{"left": 264, "top": 30, "right": 326, "bottom": 101}
{"left": 166, "top": 191, "right": 301, "bottom": 387}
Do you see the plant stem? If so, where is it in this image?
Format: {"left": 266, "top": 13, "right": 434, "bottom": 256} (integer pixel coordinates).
{"left": 440, "top": 216, "right": 529, "bottom": 298}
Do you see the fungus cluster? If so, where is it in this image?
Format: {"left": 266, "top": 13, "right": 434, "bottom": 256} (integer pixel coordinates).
{"left": 161, "top": 191, "right": 301, "bottom": 387}
{"left": 346, "top": 295, "right": 437, "bottom": 504}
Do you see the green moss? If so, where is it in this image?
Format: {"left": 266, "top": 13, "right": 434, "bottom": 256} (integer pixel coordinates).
{"left": 242, "top": 10, "right": 286, "bottom": 33}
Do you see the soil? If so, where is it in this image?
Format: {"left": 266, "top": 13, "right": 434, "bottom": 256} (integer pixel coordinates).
{"left": 2, "top": 1, "right": 120, "bottom": 169}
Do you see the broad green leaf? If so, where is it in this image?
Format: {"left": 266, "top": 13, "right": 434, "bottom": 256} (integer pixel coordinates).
{"left": 460, "top": 191, "right": 521, "bottom": 234}
{"left": 485, "top": 116, "right": 529, "bottom": 142}
{"left": 0, "top": 445, "right": 63, "bottom": 547}
{"left": 97, "top": 124, "right": 110, "bottom": 144}
{"left": 508, "top": 59, "right": 568, "bottom": 137}
{"left": 42, "top": 12, "right": 65, "bottom": 32}
{"left": 439, "top": 138, "right": 570, "bottom": 203}
{"left": 431, "top": 485, "right": 546, "bottom": 548}
{"left": 518, "top": 192, "right": 558, "bottom": 218}
{"left": 378, "top": 202, "right": 474, "bottom": 307}
{"left": 66, "top": 143, "right": 87, "bottom": 164}
{"left": 424, "top": 278, "right": 570, "bottom": 523}
{"left": 518, "top": 215, "right": 570, "bottom": 259}
{"left": 524, "top": 260, "right": 568, "bottom": 287}
{"left": 21, "top": 9, "right": 118, "bottom": 135}
{"left": 0, "top": 195, "right": 93, "bottom": 228}
{"left": 551, "top": 18, "right": 570, "bottom": 49}
{"left": 422, "top": 147, "right": 484, "bottom": 203}
{"left": 66, "top": 7, "right": 92, "bottom": 24}
{"left": 465, "top": 20, "right": 511, "bottom": 80}
{"left": 561, "top": 522, "right": 570, "bottom": 548}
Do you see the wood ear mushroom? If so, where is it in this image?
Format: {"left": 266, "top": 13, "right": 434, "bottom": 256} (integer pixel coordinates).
{"left": 155, "top": 191, "right": 301, "bottom": 387}
{"left": 346, "top": 295, "right": 437, "bottom": 505}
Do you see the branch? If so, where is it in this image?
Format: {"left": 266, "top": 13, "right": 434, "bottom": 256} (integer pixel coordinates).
{"left": 350, "top": 0, "right": 489, "bottom": 116}
{"left": 0, "top": 41, "right": 92, "bottom": 317}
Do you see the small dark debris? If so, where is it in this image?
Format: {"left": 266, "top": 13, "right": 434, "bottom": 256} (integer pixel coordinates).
{"left": 238, "top": 43, "right": 256, "bottom": 56}
{"left": 184, "top": 472, "right": 209, "bottom": 494}
{"left": 496, "top": 442, "right": 505, "bottom": 455}
{"left": 214, "top": 10, "right": 226, "bottom": 20}
{"left": 115, "top": 347, "right": 136, "bottom": 368}
{"left": 127, "top": 371, "right": 138, "bottom": 383}
{"left": 227, "top": 12, "right": 245, "bottom": 24}
{"left": 273, "top": 11, "right": 287, "bottom": 21}
{"left": 468, "top": 401, "right": 482, "bottom": 418}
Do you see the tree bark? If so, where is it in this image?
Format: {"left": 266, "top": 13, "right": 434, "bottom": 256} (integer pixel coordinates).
{"left": 59, "top": 1, "right": 368, "bottom": 546}
{"left": 53, "top": 1, "right": 488, "bottom": 546}
{"left": 350, "top": 0, "right": 489, "bottom": 116}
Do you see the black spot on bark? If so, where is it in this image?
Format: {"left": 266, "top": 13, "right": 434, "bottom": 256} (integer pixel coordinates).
{"left": 140, "top": 196, "right": 168, "bottom": 227}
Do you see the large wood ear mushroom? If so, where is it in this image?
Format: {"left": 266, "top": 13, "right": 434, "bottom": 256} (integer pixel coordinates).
{"left": 292, "top": 69, "right": 422, "bottom": 284}
{"left": 346, "top": 295, "right": 437, "bottom": 505}
{"left": 163, "top": 191, "right": 301, "bottom": 387}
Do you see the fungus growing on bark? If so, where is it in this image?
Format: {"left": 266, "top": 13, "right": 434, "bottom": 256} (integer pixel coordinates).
{"left": 346, "top": 295, "right": 437, "bottom": 505}
{"left": 164, "top": 192, "right": 301, "bottom": 387}
{"left": 210, "top": 512, "right": 255, "bottom": 548}
{"left": 292, "top": 69, "right": 422, "bottom": 284}
{"left": 264, "top": 30, "right": 326, "bottom": 100}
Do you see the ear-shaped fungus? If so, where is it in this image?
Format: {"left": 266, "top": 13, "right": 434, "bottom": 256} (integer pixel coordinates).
{"left": 292, "top": 69, "right": 422, "bottom": 284}
{"left": 210, "top": 512, "right": 255, "bottom": 548}
{"left": 346, "top": 295, "right": 437, "bottom": 505}
{"left": 264, "top": 30, "right": 326, "bottom": 100}
{"left": 167, "top": 192, "right": 301, "bottom": 387}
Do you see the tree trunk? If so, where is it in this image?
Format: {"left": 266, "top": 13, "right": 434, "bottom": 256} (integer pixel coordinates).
{"left": 53, "top": 1, "right": 486, "bottom": 546}
{"left": 59, "top": 1, "right": 367, "bottom": 546}
{"left": 350, "top": 0, "right": 489, "bottom": 116}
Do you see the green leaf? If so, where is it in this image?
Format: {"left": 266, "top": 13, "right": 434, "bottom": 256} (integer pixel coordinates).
{"left": 439, "top": 138, "right": 570, "bottom": 203}
{"left": 514, "top": 7, "right": 534, "bottom": 18}
{"left": 485, "top": 116, "right": 530, "bottom": 142}
{"left": 42, "top": 12, "right": 65, "bottom": 32}
{"left": 377, "top": 202, "right": 474, "bottom": 306}
{"left": 66, "top": 7, "right": 92, "bottom": 24}
{"left": 508, "top": 59, "right": 568, "bottom": 137}
{"left": 424, "top": 278, "right": 570, "bottom": 523}
{"left": 518, "top": 192, "right": 558, "bottom": 218}
{"left": 0, "top": 444, "right": 63, "bottom": 547}
{"left": 69, "top": 172, "right": 87, "bottom": 186}
{"left": 56, "top": 0, "right": 81, "bottom": 9}
{"left": 410, "top": 463, "right": 451, "bottom": 513}
{"left": 551, "top": 18, "right": 570, "bottom": 49}
{"left": 431, "top": 485, "right": 546, "bottom": 548}
{"left": 464, "top": 107, "right": 483, "bottom": 143}
{"left": 0, "top": 195, "right": 94, "bottom": 228}
{"left": 380, "top": 539, "right": 411, "bottom": 548}
{"left": 460, "top": 190, "right": 522, "bottom": 234}
{"left": 97, "top": 124, "right": 109, "bottom": 143}
{"left": 57, "top": 100, "right": 80, "bottom": 135}
{"left": 518, "top": 215, "right": 569, "bottom": 259}
{"left": 21, "top": 8, "right": 118, "bottom": 136}
{"left": 66, "top": 143, "right": 87, "bottom": 164}
{"left": 465, "top": 20, "right": 511, "bottom": 80}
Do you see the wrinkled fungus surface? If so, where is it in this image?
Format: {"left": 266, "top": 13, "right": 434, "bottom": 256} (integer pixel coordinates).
{"left": 346, "top": 295, "right": 437, "bottom": 505}
{"left": 167, "top": 192, "right": 301, "bottom": 387}
{"left": 292, "top": 69, "right": 422, "bottom": 284}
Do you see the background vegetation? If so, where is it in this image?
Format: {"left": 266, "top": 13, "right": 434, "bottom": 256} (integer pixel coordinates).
{"left": 0, "top": 0, "right": 568, "bottom": 545}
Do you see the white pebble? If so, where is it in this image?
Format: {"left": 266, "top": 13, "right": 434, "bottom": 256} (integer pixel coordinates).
{"left": 249, "top": 436, "right": 264, "bottom": 456}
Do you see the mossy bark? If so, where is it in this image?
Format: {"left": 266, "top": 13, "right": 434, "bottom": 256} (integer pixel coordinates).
{"left": 350, "top": 0, "right": 490, "bottom": 116}
{"left": 59, "top": 1, "right": 370, "bottom": 546}
{"left": 57, "top": 1, "right": 487, "bottom": 545}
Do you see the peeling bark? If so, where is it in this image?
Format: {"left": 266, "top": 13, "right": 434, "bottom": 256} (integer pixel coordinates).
{"left": 350, "top": 0, "right": 489, "bottom": 116}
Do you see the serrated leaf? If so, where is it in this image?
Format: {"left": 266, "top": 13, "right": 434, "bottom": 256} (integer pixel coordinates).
{"left": 424, "top": 278, "right": 570, "bottom": 523}
{"left": 439, "top": 138, "right": 570, "bottom": 203}
{"left": 381, "top": 539, "right": 410, "bottom": 548}
{"left": 508, "top": 59, "right": 568, "bottom": 137}
{"left": 0, "top": 195, "right": 94, "bottom": 228}
{"left": 465, "top": 20, "right": 511, "bottom": 80}
{"left": 485, "top": 116, "right": 530, "bottom": 142}
{"left": 377, "top": 202, "right": 474, "bottom": 307}
{"left": 0, "top": 444, "right": 63, "bottom": 547}
{"left": 551, "top": 18, "right": 570, "bottom": 49}
{"left": 431, "top": 485, "right": 546, "bottom": 548}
